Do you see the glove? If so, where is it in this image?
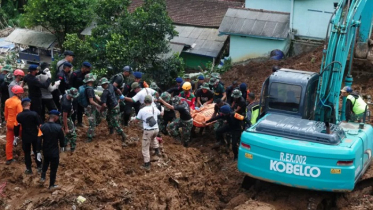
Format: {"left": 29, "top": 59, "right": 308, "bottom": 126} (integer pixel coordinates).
{"left": 37, "top": 153, "right": 42, "bottom": 162}
{"left": 55, "top": 80, "right": 61, "bottom": 86}
{"left": 119, "top": 95, "right": 125, "bottom": 100}
{"left": 60, "top": 147, "right": 65, "bottom": 152}
{"left": 13, "top": 136, "right": 19, "bottom": 146}
{"left": 59, "top": 94, "right": 63, "bottom": 100}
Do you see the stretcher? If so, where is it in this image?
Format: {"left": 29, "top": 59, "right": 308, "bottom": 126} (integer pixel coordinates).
{"left": 191, "top": 103, "right": 216, "bottom": 127}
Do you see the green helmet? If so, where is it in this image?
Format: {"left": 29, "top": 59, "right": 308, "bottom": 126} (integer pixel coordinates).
{"left": 171, "top": 96, "right": 181, "bottom": 106}
{"left": 4, "top": 73, "right": 14, "bottom": 84}
{"left": 160, "top": 92, "right": 171, "bottom": 102}
{"left": 211, "top": 72, "right": 221, "bottom": 79}
{"left": 150, "top": 82, "right": 158, "bottom": 90}
{"left": 231, "top": 89, "right": 242, "bottom": 98}
{"left": 99, "top": 77, "right": 109, "bottom": 85}
{"left": 83, "top": 73, "right": 97, "bottom": 83}
{"left": 2, "top": 64, "right": 13, "bottom": 73}
{"left": 201, "top": 82, "right": 210, "bottom": 89}
{"left": 67, "top": 87, "right": 80, "bottom": 98}
{"left": 209, "top": 77, "right": 218, "bottom": 86}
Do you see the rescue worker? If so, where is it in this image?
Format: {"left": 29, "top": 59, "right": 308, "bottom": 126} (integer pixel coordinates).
{"left": 0, "top": 65, "right": 13, "bottom": 124}
{"left": 70, "top": 61, "right": 91, "bottom": 127}
{"left": 110, "top": 66, "right": 133, "bottom": 126}
{"left": 82, "top": 73, "right": 101, "bottom": 142}
{"left": 60, "top": 88, "right": 79, "bottom": 152}
{"left": 183, "top": 74, "right": 195, "bottom": 92}
{"left": 211, "top": 98, "right": 230, "bottom": 143}
{"left": 205, "top": 105, "right": 245, "bottom": 161}
{"left": 134, "top": 95, "right": 162, "bottom": 171}
{"left": 245, "top": 92, "right": 260, "bottom": 128}
{"left": 158, "top": 96, "right": 193, "bottom": 147}
{"left": 341, "top": 86, "right": 368, "bottom": 122}
{"left": 39, "top": 110, "right": 65, "bottom": 190}
{"left": 54, "top": 51, "right": 74, "bottom": 109}
{"left": 231, "top": 89, "right": 247, "bottom": 116}
{"left": 179, "top": 82, "right": 195, "bottom": 109}
{"left": 8, "top": 69, "right": 24, "bottom": 97}
{"left": 4, "top": 85, "right": 23, "bottom": 165}
{"left": 56, "top": 62, "right": 72, "bottom": 96}
{"left": 225, "top": 81, "right": 238, "bottom": 105}
{"left": 123, "top": 82, "right": 156, "bottom": 110}
{"left": 56, "top": 50, "right": 74, "bottom": 75}
{"left": 37, "top": 63, "right": 60, "bottom": 122}
{"left": 239, "top": 83, "right": 249, "bottom": 100}
{"left": 24, "top": 65, "right": 51, "bottom": 117}
{"left": 196, "top": 75, "right": 205, "bottom": 90}
{"left": 99, "top": 77, "right": 127, "bottom": 146}
{"left": 158, "top": 92, "right": 175, "bottom": 135}
{"left": 195, "top": 83, "right": 213, "bottom": 108}
{"left": 15, "top": 98, "right": 42, "bottom": 174}
{"left": 167, "top": 77, "right": 183, "bottom": 96}
{"left": 209, "top": 77, "right": 226, "bottom": 103}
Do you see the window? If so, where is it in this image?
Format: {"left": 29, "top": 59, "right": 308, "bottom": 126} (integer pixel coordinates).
{"left": 304, "top": 80, "right": 318, "bottom": 119}
{"left": 268, "top": 83, "right": 302, "bottom": 112}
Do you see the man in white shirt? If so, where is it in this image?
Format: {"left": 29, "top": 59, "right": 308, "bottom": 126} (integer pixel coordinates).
{"left": 135, "top": 95, "right": 161, "bottom": 171}
{"left": 124, "top": 82, "right": 156, "bottom": 110}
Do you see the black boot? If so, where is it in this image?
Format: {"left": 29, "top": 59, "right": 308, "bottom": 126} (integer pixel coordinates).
{"left": 121, "top": 133, "right": 128, "bottom": 147}
{"left": 154, "top": 148, "right": 161, "bottom": 157}
{"left": 109, "top": 128, "right": 114, "bottom": 134}
{"left": 141, "top": 162, "right": 150, "bottom": 171}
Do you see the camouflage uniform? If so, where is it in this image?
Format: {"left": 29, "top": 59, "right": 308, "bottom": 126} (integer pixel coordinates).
{"left": 108, "top": 105, "right": 125, "bottom": 137}
{"left": 168, "top": 118, "right": 193, "bottom": 144}
{"left": 60, "top": 116, "right": 77, "bottom": 150}
{"left": 85, "top": 105, "right": 101, "bottom": 140}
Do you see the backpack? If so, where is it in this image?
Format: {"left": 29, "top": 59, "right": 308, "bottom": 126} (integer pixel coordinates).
{"left": 78, "top": 85, "right": 93, "bottom": 107}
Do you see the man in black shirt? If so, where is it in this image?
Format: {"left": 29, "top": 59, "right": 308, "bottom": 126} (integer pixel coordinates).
{"left": 205, "top": 105, "right": 244, "bottom": 161}
{"left": 56, "top": 62, "right": 72, "bottom": 95}
{"left": 158, "top": 96, "right": 193, "bottom": 147}
{"left": 70, "top": 61, "right": 91, "bottom": 127}
{"left": 15, "top": 98, "right": 42, "bottom": 174}
{"left": 61, "top": 88, "right": 79, "bottom": 152}
{"left": 231, "top": 89, "right": 247, "bottom": 116}
{"left": 167, "top": 77, "right": 183, "bottom": 96}
{"left": 39, "top": 110, "right": 65, "bottom": 190}
{"left": 24, "top": 64, "right": 51, "bottom": 118}
{"left": 195, "top": 83, "right": 214, "bottom": 108}
{"left": 225, "top": 81, "right": 238, "bottom": 105}
{"left": 99, "top": 77, "right": 127, "bottom": 146}
{"left": 158, "top": 92, "right": 175, "bottom": 135}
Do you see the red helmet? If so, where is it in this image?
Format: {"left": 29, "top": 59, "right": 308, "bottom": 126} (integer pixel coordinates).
{"left": 11, "top": 85, "right": 24, "bottom": 94}
{"left": 14, "top": 69, "right": 25, "bottom": 76}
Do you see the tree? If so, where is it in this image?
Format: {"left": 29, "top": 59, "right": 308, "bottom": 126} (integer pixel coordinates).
{"left": 63, "top": 0, "right": 184, "bottom": 87}
{"left": 23, "top": 0, "right": 95, "bottom": 47}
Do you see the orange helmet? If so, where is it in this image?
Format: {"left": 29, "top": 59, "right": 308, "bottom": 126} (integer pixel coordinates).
{"left": 11, "top": 85, "right": 24, "bottom": 94}
{"left": 14, "top": 69, "right": 25, "bottom": 76}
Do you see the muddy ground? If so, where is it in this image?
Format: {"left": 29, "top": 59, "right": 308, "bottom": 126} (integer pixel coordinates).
{"left": 1, "top": 48, "right": 373, "bottom": 210}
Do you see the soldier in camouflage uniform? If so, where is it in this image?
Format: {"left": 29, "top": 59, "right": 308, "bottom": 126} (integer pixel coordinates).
{"left": 158, "top": 92, "right": 175, "bottom": 134}
{"left": 158, "top": 96, "right": 193, "bottom": 147}
{"left": 83, "top": 73, "right": 102, "bottom": 142}
{"left": 60, "top": 88, "right": 79, "bottom": 152}
{"left": 99, "top": 77, "right": 128, "bottom": 147}
{"left": 110, "top": 66, "right": 134, "bottom": 126}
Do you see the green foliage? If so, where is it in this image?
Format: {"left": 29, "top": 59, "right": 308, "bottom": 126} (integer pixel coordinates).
{"left": 23, "top": 0, "right": 96, "bottom": 47}
{"left": 203, "top": 58, "right": 232, "bottom": 78}
{"left": 63, "top": 0, "right": 184, "bottom": 84}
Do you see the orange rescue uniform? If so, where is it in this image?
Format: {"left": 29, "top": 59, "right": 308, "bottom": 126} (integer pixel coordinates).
{"left": 4, "top": 96, "right": 22, "bottom": 160}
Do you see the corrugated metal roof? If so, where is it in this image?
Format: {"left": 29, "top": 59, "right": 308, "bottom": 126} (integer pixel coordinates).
{"left": 160, "top": 43, "right": 184, "bottom": 59}
{"left": 5, "top": 29, "right": 57, "bottom": 49}
{"left": 219, "top": 8, "right": 290, "bottom": 39}
{"left": 171, "top": 25, "right": 228, "bottom": 58}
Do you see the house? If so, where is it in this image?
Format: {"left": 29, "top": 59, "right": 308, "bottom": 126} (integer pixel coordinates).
{"left": 129, "top": 0, "right": 241, "bottom": 68}
{"left": 219, "top": 8, "right": 291, "bottom": 63}
{"left": 245, "top": 0, "right": 335, "bottom": 40}
{"left": 6, "top": 28, "right": 57, "bottom": 64}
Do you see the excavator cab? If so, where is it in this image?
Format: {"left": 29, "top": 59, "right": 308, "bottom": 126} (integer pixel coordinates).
{"left": 259, "top": 68, "right": 319, "bottom": 120}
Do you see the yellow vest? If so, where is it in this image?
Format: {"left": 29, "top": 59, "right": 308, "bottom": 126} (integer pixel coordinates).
{"left": 347, "top": 94, "right": 367, "bottom": 115}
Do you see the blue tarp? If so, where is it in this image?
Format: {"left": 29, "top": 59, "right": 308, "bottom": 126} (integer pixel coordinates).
{"left": 0, "top": 37, "right": 15, "bottom": 49}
